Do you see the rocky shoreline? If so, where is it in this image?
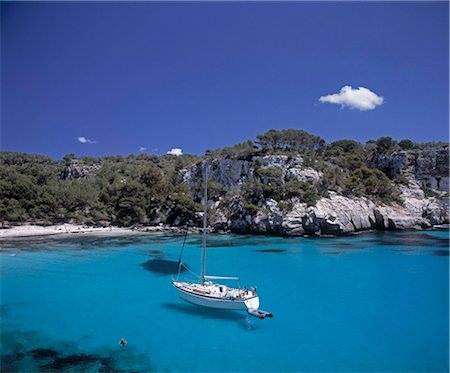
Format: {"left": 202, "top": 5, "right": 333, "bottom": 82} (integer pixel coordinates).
{"left": 1, "top": 215, "right": 448, "bottom": 241}
{"left": 224, "top": 190, "right": 449, "bottom": 236}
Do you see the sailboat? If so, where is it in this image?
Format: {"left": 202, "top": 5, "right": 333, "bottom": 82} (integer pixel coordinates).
{"left": 172, "top": 166, "right": 272, "bottom": 318}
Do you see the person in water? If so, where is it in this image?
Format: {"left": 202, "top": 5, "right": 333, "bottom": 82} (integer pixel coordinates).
{"left": 119, "top": 338, "right": 127, "bottom": 347}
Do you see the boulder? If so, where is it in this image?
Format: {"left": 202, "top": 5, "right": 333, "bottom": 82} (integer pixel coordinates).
{"left": 60, "top": 160, "right": 100, "bottom": 180}
{"left": 286, "top": 168, "right": 321, "bottom": 184}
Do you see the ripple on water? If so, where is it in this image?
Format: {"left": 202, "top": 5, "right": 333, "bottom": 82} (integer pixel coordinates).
{"left": 257, "top": 249, "right": 287, "bottom": 253}
{"left": 432, "top": 250, "right": 450, "bottom": 256}
{"left": 391, "top": 248, "right": 420, "bottom": 255}
{"left": 324, "top": 251, "right": 344, "bottom": 255}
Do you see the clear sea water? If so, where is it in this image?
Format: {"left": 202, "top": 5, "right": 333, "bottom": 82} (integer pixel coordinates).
{"left": 0, "top": 230, "right": 449, "bottom": 372}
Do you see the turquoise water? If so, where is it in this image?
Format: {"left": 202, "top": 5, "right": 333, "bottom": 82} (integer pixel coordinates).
{"left": 1, "top": 230, "right": 449, "bottom": 372}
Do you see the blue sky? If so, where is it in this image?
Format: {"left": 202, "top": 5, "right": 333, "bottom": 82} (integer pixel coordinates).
{"left": 1, "top": 1, "right": 448, "bottom": 159}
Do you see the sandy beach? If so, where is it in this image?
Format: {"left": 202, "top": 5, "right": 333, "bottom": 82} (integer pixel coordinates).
{"left": 0, "top": 224, "right": 134, "bottom": 239}
{"left": 0, "top": 224, "right": 201, "bottom": 239}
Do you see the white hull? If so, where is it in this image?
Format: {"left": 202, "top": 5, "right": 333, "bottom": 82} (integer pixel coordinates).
{"left": 173, "top": 282, "right": 260, "bottom": 310}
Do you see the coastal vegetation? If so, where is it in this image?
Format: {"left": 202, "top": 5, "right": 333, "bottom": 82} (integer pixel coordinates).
{"left": 0, "top": 129, "right": 447, "bottom": 228}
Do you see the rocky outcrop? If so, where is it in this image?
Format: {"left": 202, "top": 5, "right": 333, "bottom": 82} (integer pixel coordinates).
{"left": 206, "top": 170, "right": 447, "bottom": 237}
{"left": 182, "top": 154, "right": 316, "bottom": 195}
{"left": 60, "top": 160, "right": 100, "bottom": 180}
{"left": 181, "top": 158, "right": 253, "bottom": 199}
{"left": 183, "top": 149, "right": 449, "bottom": 236}
{"left": 286, "top": 167, "right": 321, "bottom": 184}
{"left": 369, "top": 149, "right": 449, "bottom": 192}
{"left": 220, "top": 190, "right": 448, "bottom": 236}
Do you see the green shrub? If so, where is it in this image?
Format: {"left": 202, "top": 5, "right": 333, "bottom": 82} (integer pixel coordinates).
{"left": 243, "top": 203, "right": 260, "bottom": 216}
{"left": 398, "top": 139, "right": 416, "bottom": 150}
{"left": 256, "top": 129, "right": 325, "bottom": 154}
{"left": 283, "top": 180, "right": 319, "bottom": 206}
{"left": 242, "top": 181, "right": 264, "bottom": 204}
{"left": 342, "top": 167, "right": 400, "bottom": 204}
{"left": 375, "top": 137, "right": 398, "bottom": 153}
{"left": 254, "top": 167, "right": 283, "bottom": 179}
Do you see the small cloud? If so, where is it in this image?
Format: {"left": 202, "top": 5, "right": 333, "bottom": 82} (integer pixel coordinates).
{"left": 139, "top": 146, "right": 147, "bottom": 152}
{"left": 319, "top": 86, "right": 384, "bottom": 111}
{"left": 77, "top": 136, "right": 97, "bottom": 144}
{"left": 167, "top": 148, "right": 183, "bottom": 156}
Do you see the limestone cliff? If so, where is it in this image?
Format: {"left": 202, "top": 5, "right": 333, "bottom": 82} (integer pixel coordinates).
{"left": 368, "top": 148, "right": 449, "bottom": 192}
{"left": 183, "top": 149, "right": 449, "bottom": 236}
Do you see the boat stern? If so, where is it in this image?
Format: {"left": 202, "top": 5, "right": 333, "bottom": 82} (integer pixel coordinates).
{"left": 244, "top": 296, "right": 260, "bottom": 310}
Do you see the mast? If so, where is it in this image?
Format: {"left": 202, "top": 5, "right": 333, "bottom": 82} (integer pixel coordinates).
{"left": 200, "top": 164, "right": 208, "bottom": 283}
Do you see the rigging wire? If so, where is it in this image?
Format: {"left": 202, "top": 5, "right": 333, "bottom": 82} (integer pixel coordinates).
{"left": 176, "top": 230, "right": 188, "bottom": 281}
{"left": 180, "top": 263, "right": 201, "bottom": 279}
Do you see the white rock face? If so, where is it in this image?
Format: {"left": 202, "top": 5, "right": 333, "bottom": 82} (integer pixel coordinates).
{"left": 263, "top": 199, "right": 280, "bottom": 212}
{"left": 281, "top": 201, "right": 307, "bottom": 236}
{"left": 256, "top": 155, "right": 290, "bottom": 168}
{"left": 286, "top": 167, "right": 321, "bottom": 184}
{"left": 226, "top": 188, "right": 448, "bottom": 236}
{"left": 399, "top": 180, "right": 425, "bottom": 199}
{"left": 275, "top": 186, "right": 447, "bottom": 235}
{"left": 299, "top": 194, "right": 376, "bottom": 235}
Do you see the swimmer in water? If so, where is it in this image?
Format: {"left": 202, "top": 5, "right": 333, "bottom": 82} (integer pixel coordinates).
{"left": 119, "top": 338, "right": 127, "bottom": 347}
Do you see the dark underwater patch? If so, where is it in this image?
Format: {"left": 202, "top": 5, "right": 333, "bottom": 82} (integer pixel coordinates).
{"left": 187, "top": 234, "right": 287, "bottom": 248}
{"left": 141, "top": 259, "right": 186, "bottom": 275}
{"left": 40, "top": 353, "right": 112, "bottom": 370}
{"left": 0, "top": 304, "right": 10, "bottom": 318}
{"left": 333, "top": 243, "right": 365, "bottom": 251}
{"left": 315, "top": 241, "right": 366, "bottom": 253}
{"left": 0, "top": 232, "right": 181, "bottom": 252}
{"left": 148, "top": 249, "right": 162, "bottom": 256}
{"left": 31, "top": 348, "right": 59, "bottom": 360}
{"left": 432, "top": 250, "right": 450, "bottom": 256}
{"left": 364, "top": 232, "right": 449, "bottom": 248}
{"left": 1, "top": 351, "right": 26, "bottom": 372}
{"left": 258, "top": 249, "right": 287, "bottom": 253}
{"left": 0, "top": 328, "right": 155, "bottom": 372}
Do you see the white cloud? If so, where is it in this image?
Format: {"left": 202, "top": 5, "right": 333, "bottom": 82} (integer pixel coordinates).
{"left": 319, "top": 86, "right": 384, "bottom": 111}
{"left": 139, "top": 146, "right": 147, "bottom": 152}
{"left": 77, "top": 136, "right": 97, "bottom": 144}
{"left": 167, "top": 148, "right": 183, "bottom": 156}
